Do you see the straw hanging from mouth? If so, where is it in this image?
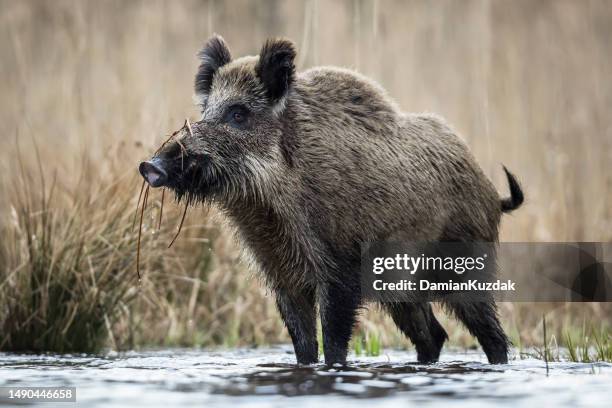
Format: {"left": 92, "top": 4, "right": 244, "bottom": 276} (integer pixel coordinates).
{"left": 168, "top": 200, "right": 189, "bottom": 249}
{"left": 135, "top": 118, "right": 196, "bottom": 279}
{"left": 136, "top": 184, "right": 150, "bottom": 280}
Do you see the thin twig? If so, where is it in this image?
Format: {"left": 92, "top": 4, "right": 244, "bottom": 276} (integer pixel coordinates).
{"left": 132, "top": 180, "right": 146, "bottom": 231}
{"left": 154, "top": 126, "right": 183, "bottom": 155}
{"left": 136, "top": 185, "right": 150, "bottom": 279}
{"left": 186, "top": 118, "right": 194, "bottom": 137}
{"left": 158, "top": 188, "right": 165, "bottom": 230}
{"left": 168, "top": 200, "right": 189, "bottom": 249}
{"left": 543, "top": 315, "right": 549, "bottom": 376}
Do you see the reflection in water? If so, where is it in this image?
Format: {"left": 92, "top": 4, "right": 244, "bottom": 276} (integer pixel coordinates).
{"left": 223, "top": 361, "right": 495, "bottom": 398}
{"left": 0, "top": 347, "right": 610, "bottom": 407}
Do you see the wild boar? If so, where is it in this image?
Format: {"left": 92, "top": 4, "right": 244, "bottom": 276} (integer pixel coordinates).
{"left": 139, "top": 35, "right": 523, "bottom": 365}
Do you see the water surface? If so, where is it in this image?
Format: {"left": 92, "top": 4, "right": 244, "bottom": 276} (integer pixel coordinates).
{"left": 1, "top": 346, "right": 609, "bottom": 407}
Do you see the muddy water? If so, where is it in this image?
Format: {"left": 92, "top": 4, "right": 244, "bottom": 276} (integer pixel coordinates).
{"left": 0, "top": 346, "right": 610, "bottom": 407}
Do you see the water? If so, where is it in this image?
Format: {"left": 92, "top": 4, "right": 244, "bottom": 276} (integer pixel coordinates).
{"left": 0, "top": 346, "right": 610, "bottom": 407}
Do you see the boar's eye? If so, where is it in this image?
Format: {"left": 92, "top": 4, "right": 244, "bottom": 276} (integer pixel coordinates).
{"left": 223, "top": 104, "right": 250, "bottom": 129}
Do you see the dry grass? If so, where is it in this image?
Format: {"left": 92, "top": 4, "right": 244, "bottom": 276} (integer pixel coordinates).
{"left": 0, "top": 150, "right": 145, "bottom": 352}
{"left": 0, "top": 0, "right": 610, "bottom": 353}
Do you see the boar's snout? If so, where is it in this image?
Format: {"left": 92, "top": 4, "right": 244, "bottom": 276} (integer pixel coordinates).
{"left": 139, "top": 158, "right": 167, "bottom": 188}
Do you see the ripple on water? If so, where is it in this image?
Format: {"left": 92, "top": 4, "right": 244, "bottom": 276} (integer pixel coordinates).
{"left": 0, "top": 347, "right": 610, "bottom": 407}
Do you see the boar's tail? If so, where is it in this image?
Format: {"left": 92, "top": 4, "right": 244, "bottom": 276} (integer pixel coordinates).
{"left": 500, "top": 166, "right": 524, "bottom": 213}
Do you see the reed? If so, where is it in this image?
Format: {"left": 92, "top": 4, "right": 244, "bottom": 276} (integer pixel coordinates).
{"left": 0, "top": 152, "right": 159, "bottom": 352}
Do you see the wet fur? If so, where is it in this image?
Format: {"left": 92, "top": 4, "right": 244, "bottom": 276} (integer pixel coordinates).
{"left": 149, "top": 35, "right": 523, "bottom": 366}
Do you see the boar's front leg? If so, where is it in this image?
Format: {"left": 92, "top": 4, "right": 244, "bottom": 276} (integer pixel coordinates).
{"left": 319, "top": 280, "right": 361, "bottom": 366}
{"left": 275, "top": 285, "right": 319, "bottom": 364}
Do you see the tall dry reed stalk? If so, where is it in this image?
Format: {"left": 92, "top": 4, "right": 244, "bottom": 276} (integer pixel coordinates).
{"left": 0, "top": 153, "right": 145, "bottom": 352}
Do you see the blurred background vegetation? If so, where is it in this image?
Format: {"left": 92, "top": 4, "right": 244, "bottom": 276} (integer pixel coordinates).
{"left": 0, "top": 0, "right": 610, "bottom": 357}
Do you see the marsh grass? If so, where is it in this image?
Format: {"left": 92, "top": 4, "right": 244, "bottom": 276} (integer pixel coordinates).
{"left": 562, "top": 326, "right": 612, "bottom": 363}
{"left": 351, "top": 331, "right": 381, "bottom": 357}
{"left": 0, "top": 155, "right": 149, "bottom": 352}
{"left": 365, "top": 332, "right": 381, "bottom": 357}
{"left": 519, "top": 314, "right": 612, "bottom": 363}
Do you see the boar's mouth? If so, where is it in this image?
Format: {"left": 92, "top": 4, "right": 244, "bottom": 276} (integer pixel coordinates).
{"left": 139, "top": 120, "right": 218, "bottom": 203}
{"left": 139, "top": 154, "right": 214, "bottom": 201}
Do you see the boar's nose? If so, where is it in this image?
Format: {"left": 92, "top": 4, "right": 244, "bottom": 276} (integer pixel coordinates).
{"left": 139, "top": 158, "right": 167, "bottom": 188}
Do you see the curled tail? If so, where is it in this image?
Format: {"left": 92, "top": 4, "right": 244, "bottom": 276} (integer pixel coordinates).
{"left": 500, "top": 166, "right": 524, "bottom": 213}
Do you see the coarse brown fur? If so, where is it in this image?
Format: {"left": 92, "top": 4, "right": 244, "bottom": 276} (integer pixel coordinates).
{"left": 139, "top": 35, "right": 524, "bottom": 366}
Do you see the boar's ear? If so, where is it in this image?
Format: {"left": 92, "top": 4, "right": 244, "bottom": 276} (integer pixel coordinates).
{"left": 256, "top": 39, "right": 296, "bottom": 103}
{"left": 195, "top": 34, "right": 232, "bottom": 96}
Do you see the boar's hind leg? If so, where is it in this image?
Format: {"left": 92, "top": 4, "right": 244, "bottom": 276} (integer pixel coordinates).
{"left": 319, "top": 281, "right": 361, "bottom": 366}
{"left": 275, "top": 286, "right": 319, "bottom": 364}
{"left": 445, "top": 298, "right": 509, "bottom": 364}
{"left": 385, "top": 302, "right": 448, "bottom": 363}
